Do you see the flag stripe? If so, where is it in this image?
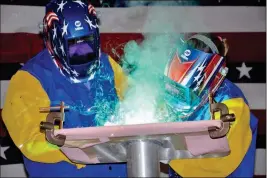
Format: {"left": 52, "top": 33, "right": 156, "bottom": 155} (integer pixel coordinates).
{"left": 0, "top": 5, "right": 265, "bottom": 33}
{"left": 1, "top": 62, "right": 265, "bottom": 83}
{"left": 0, "top": 164, "right": 27, "bottom": 177}
{"left": 0, "top": 33, "right": 265, "bottom": 63}
{"left": 235, "top": 83, "right": 266, "bottom": 110}
{"left": 227, "top": 63, "right": 266, "bottom": 83}
{"left": 256, "top": 135, "right": 266, "bottom": 149}
{"left": 253, "top": 110, "right": 266, "bottom": 136}
{"left": 254, "top": 149, "right": 267, "bottom": 176}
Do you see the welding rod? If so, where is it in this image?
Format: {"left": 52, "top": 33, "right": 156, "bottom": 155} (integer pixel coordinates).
{"left": 39, "top": 105, "right": 70, "bottom": 112}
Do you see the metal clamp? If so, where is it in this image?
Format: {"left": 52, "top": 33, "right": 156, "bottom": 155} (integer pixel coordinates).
{"left": 208, "top": 94, "right": 236, "bottom": 139}
{"left": 39, "top": 102, "right": 69, "bottom": 147}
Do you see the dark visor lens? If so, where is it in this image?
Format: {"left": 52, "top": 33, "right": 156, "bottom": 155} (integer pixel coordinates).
{"left": 68, "top": 35, "right": 96, "bottom": 65}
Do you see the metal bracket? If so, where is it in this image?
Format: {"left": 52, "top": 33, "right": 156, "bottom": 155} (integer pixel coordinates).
{"left": 39, "top": 102, "right": 69, "bottom": 147}
{"left": 208, "top": 94, "right": 236, "bottom": 139}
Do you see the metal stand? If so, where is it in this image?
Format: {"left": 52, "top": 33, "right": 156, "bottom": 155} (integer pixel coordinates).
{"left": 127, "top": 140, "right": 160, "bottom": 177}
{"left": 39, "top": 97, "right": 235, "bottom": 178}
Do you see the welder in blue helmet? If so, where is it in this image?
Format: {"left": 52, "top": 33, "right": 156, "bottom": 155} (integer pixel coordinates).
{"left": 2, "top": 0, "right": 128, "bottom": 177}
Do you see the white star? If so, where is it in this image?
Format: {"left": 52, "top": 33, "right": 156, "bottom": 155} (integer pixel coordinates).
{"left": 63, "top": 60, "right": 72, "bottom": 70}
{"left": 197, "top": 59, "right": 206, "bottom": 72}
{"left": 85, "top": 15, "right": 97, "bottom": 29}
{"left": 73, "top": 0, "right": 86, "bottom": 7}
{"left": 52, "top": 24, "right": 57, "bottom": 40}
{"left": 53, "top": 44, "right": 58, "bottom": 55}
{"left": 193, "top": 72, "right": 202, "bottom": 82}
{"left": 72, "top": 70, "right": 79, "bottom": 76}
{"left": 61, "top": 20, "right": 69, "bottom": 36}
{"left": 236, "top": 62, "right": 252, "bottom": 79}
{"left": 57, "top": 0, "right": 67, "bottom": 12}
{"left": 1, "top": 146, "right": 9, "bottom": 160}
{"left": 20, "top": 63, "right": 24, "bottom": 66}
{"left": 197, "top": 64, "right": 205, "bottom": 73}
{"left": 193, "top": 85, "right": 199, "bottom": 92}
{"left": 70, "top": 77, "right": 81, "bottom": 83}
{"left": 59, "top": 41, "right": 66, "bottom": 56}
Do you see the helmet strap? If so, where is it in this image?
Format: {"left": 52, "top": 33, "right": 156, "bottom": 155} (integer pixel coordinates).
{"left": 188, "top": 34, "right": 219, "bottom": 54}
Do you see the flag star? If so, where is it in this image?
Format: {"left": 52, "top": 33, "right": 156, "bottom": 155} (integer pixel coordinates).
{"left": 53, "top": 44, "right": 58, "bottom": 55}
{"left": 193, "top": 85, "right": 199, "bottom": 92}
{"left": 85, "top": 15, "right": 97, "bottom": 29}
{"left": 1, "top": 146, "right": 9, "bottom": 160}
{"left": 57, "top": 0, "right": 67, "bottom": 12}
{"left": 197, "top": 59, "right": 206, "bottom": 72}
{"left": 63, "top": 61, "right": 72, "bottom": 70}
{"left": 59, "top": 41, "right": 66, "bottom": 56}
{"left": 236, "top": 62, "right": 252, "bottom": 79}
{"left": 197, "top": 64, "right": 205, "bottom": 72}
{"left": 73, "top": 0, "right": 86, "bottom": 7}
{"left": 70, "top": 77, "right": 81, "bottom": 83}
{"left": 193, "top": 72, "right": 202, "bottom": 82}
{"left": 72, "top": 70, "right": 79, "bottom": 76}
{"left": 61, "top": 20, "right": 69, "bottom": 36}
{"left": 52, "top": 24, "right": 57, "bottom": 40}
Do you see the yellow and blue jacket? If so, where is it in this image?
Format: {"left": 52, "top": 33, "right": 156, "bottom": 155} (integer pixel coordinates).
{"left": 169, "top": 83, "right": 258, "bottom": 177}
{"left": 2, "top": 48, "right": 257, "bottom": 177}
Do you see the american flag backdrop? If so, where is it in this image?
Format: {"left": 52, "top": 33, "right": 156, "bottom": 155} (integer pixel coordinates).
{"left": 0, "top": 0, "right": 266, "bottom": 177}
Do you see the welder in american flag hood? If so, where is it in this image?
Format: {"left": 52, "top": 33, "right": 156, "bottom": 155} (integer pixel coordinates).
{"left": 1, "top": 0, "right": 258, "bottom": 178}
{"left": 163, "top": 34, "right": 258, "bottom": 177}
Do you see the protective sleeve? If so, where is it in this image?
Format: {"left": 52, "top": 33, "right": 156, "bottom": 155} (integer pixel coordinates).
{"left": 108, "top": 56, "right": 128, "bottom": 100}
{"left": 1, "top": 70, "right": 71, "bottom": 164}
{"left": 169, "top": 97, "right": 253, "bottom": 177}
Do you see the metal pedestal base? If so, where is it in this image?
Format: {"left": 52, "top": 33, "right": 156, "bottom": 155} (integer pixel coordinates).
{"left": 127, "top": 140, "right": 160, "bottom": 177}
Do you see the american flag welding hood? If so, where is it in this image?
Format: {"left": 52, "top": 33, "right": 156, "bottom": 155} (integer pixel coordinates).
{"left": 164, "top": 44, "right": 229, "bottom": 99}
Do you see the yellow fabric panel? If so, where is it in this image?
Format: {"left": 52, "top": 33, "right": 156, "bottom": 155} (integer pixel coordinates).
{"left": 108, "top": 56, "right": 128, "bottom": 100}
{"left": 169, "top": 98, "right": 252, "bottom": 177}
{"left": 1, "top": 70, "right": 85, "bottom": 168}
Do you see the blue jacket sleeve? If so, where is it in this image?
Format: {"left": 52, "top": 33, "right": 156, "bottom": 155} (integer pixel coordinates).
{"left": 228, "top": 112, "right": 258, "bottom": 177}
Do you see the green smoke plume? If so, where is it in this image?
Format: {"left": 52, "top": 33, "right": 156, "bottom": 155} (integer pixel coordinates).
{"left": 104, "top": 1, "right": 201, "bottom": 126}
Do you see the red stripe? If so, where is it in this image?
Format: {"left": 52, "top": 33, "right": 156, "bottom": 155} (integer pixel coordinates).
{"left": 88, "top": 5, "right": 96, "bottom": 15}
{"left": 47, "top": 16, "right": 59, "bottom": 27}
{"left": 0, "top": 109, "right": 7, "bottom": 138}
{"left": 45, "top": 12, "right": 56, "bottom": 21}
{"left": 45, "top": 12, "right": 59, "bottom": 27}
{"left": 204, "top": 55, "right": 222, "bottom": 79}
{"left": 213, "top": 32, "right": 266, "bottom": 63}
{"left": 252, "top": 110, "right": 266, "bottom": 136}
{"left": 0, "top": 32, "right": 264, "bottom": 63}
{"left": 200, "top": 54, "right": 222, "bottom": 93}
{"left": 167, "top": 52, "right": 195, "bottom": 83}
